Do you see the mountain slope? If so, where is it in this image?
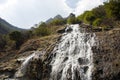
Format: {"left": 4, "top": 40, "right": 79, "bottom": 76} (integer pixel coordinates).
{"left": 46, "top": 14, "right": 63, "bottom": 24}
{"left": 0, "top": 18, "right": 24, "bottom": 34}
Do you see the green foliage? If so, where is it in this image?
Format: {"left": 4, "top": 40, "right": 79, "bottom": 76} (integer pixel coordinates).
{"left": 49, "top": 19, "right": 65, "bottom": 26}
{"left": 0, "top": 18, "right": 23, "bottom": 34}
{"left": 0, "top": 35, "right": 7, "bottom": 49}
{"left": 77, "top": 0, "right": 119, "bottom": 29}
{"left": 92, "top": 5, "right": 106, "bottom": 19}
{"left": 9, "top": 31, "right": 23, "bottom": 49}
{"left": 84, "top": 11, "right": 95, "bottom": 24}
{"left": 104, "top": 0, "right": 120, "bottom": 19}
{"left": 34, "top": 26, "right": 51, "bottom": 36}
{"left": 9, "top": 31, "right": 22, "bottom": 41}
{"left": 77, "top": 13, "right": 86, "bottom": 23}
{"left": 93, "top": 18, "right": 102, "bottom": 26}
{"left": 67, "top": 13, "right": 76, "bottom": 24}
{"left": 22, "top": 30, "right": 34, "bottom": 41}
{"left": 39, "top": 22, "right": 47, "bottom": 27}
{"left": 77, "top": 11, "right": 95, "bottom": 24}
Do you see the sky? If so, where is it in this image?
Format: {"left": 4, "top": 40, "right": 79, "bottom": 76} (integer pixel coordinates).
{"left": 0, "top": 0, "right": 106, "bottom": 29}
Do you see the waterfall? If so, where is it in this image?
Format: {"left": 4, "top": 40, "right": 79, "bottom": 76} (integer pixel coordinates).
{"left": 15, "top": 51, "right": 44, "bottom": 78}
{"left": 50, "top": 24, "right": 96, "bottom": 80}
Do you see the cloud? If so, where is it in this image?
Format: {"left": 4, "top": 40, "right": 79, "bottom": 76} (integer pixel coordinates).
{"left": 0, "top": 0, "right": 7, "bottom": 4}
{"left": 64, "top": 0, "right": 105, "bottom": 16}
{"left": 75, "top": 0, "right": 104, "bottom": 15}
{"left": 65, "top": 0, "right": 80, "bottom": 8}
{"left": 0, "top": 0, "right": 105, "bottom": 29}
{"left": 0, "top": 0, "right": 72, "bottom": 29}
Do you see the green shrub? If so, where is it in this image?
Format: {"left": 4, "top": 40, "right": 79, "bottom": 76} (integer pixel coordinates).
{"left": 84, "top": 11, "right": 95, "bottom": 24}
{"left": 50, "top": 19, "right": 65, "bottom": 26}
{"left": 0, "top": 35, "right": 6, "bottom": 49}
{"left": 34, "top": 26, "right": 51, "bottom": 36}
{"left": 93, "top": 18, "right": 102, "bottom": 26}
{"left": 9, "top": 31, "right": 23, "bottom": 49}
{"left": 39, "top": 22, "right": 47, "bottom": 27}
{"left": 104, "top": 0, "right": 120, "bottom": 19}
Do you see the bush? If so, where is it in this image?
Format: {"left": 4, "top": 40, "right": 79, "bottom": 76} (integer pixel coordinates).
{"left": 39, "top": 22, "right": 47, "bottom": 27}
{"left": 0, "top": 35, "right": 6, "bottom": 49}
{"left": 93, "top": 18, "right": 102, "bottom": 26}
{"left": 9, "top": 31, "right": 23, "bottom": 49}
{"left": 84, "top": 11, "right": 95, "bottom": 24}
{"left": 104, "top": 0, "right": 120, "bottom": 19}
{"left": 92, "top": 5, "right": 106, "bottom": 19}
{"left": 34, "top": 26, "right": 51, "bottom": 36}
{"left": 77, "top": 11, "right": 95, "bottom": 24}
{"left": 49, "top": 19, "right": 65, "bottom": 26}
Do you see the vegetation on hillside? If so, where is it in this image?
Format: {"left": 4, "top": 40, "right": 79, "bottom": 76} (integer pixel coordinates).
{"left": 0, "top": 18, "right": 23, "bottom": 34}
{"left": 0, "top": 0, "right": 120, "bottom": 51}
{"left": 77, "top": 0, "right": 120, "bottom": 29}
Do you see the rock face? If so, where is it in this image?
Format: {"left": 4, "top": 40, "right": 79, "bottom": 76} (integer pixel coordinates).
{"left": 92, "top": 28, "right": 120, "bottom": 80}
{"left": 1, "top": 25, "right": 120, "bottom": 80}
{"left": 20, "top": 57, "right": 43, "bottom": 80}
{"left": 14, "top": 27, "right": 120, "bottom": 80}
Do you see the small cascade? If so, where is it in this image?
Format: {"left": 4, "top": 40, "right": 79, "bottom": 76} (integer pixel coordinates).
{"left": 15, "top": 51, "right": 44, "bottom": 79}
{"left": 15, "top": 53, "right": 35, "bottom": 78}
{"left": 50, "top": 24, "right": 96, "bottom": 80}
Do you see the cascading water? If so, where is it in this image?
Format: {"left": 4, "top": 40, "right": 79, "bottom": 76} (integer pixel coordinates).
{"left": 15, "top": 53, "right": 35, "bottom": 78}
{"left": 15, "top": 51, "right": 45, "bottom": 78}
{"left": 50, "top": 24, "right": 96, "bottom": 80}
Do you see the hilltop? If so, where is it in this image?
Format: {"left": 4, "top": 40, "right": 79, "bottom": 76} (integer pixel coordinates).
{"left": 0, "top": 18, "right": 24, "bottom": 34}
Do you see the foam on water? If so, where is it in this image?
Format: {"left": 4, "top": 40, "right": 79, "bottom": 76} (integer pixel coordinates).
{"left": 50, "top": 24, "right": 96, "bottom": 80}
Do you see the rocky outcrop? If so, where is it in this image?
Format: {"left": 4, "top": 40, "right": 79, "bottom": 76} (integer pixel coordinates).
{"left": 14, "top": 28, "right": 120, "bottom": 80}
{"left": 92, "top": 28, "right": 120, "bottom": 80}
{"left": 17, "top": 55, "right": 43, "bottom": 80}
{"left": 24, "top": 28, "right": 120, "bottom": 80}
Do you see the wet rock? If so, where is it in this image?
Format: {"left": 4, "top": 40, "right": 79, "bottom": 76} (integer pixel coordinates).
{"left": 57, "top": 28, "right": 65, "bottom": 34}
{"left": 74, "top": 69, "right": 81, "bottom": 80}
{"left": 0, "top": 68, "right": 16, "bottom": 79}
{"left": 63, "top": 57, "right": 68, "bottom": 62}
{"left": 93, "top": 28, "right": 120, "bottom": 80}
{"left": 66, "top": 27, "right": 73, "bottom": 32}
{"left": 15, "top": 57, "right": 43, "bottom": 80}
{"left": 14, "top": 51, "right": 52, "bottom": 80}
{"left": 83, "top": 66, "right": 89, "bottom": 74}
{"left": 78, "top": 58, "right": 89, "bottom": 65}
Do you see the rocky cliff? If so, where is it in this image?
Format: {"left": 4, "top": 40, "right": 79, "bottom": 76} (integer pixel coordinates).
{"left": 0, "top": 25, "right": 120, "bottom": 80}
{"left": 93, "top": 28, "right": 120, "bottom": 80}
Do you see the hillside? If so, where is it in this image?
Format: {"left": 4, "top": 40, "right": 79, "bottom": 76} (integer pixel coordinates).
{"left": 0, "top": 24, "right": 119, "bottom": 80}
{"left": 0, "top": 0, "right": 120, "bottom": 80}
{"left": 0, "top": 18, "right": 24, "bottom": 34}
{"left": 46, "top": 14, "right": 63, "bottom": 24}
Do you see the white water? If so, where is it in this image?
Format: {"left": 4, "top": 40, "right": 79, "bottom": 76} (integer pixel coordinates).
{"left": 50, "top": 24, "right": 96, "bottom": 80}
{"left": 15, "top": 51, "right": 45, "bottom": 78}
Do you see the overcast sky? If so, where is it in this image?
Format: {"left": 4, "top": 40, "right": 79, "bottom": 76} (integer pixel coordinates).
{"left": 0, "top": 0, "right": 105, "bottom": 29}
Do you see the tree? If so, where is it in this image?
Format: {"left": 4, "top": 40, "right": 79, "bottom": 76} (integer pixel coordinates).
{"left": 84, "top": 11, "right": 95, "bottom": 24}
{"left": 92, "top": 5, "right": 106, "bottom": 19}
{"left": 0, "top": 35, "right": 6, "bottom": 49}
{"left": 104, "top": 0, "right": 120, "bottom": 19}
{"left": 34, "top": 26, "right": 51, "bottom": 36}
{"left": 9, "top": 31, "right": 23, "bottom": 49}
